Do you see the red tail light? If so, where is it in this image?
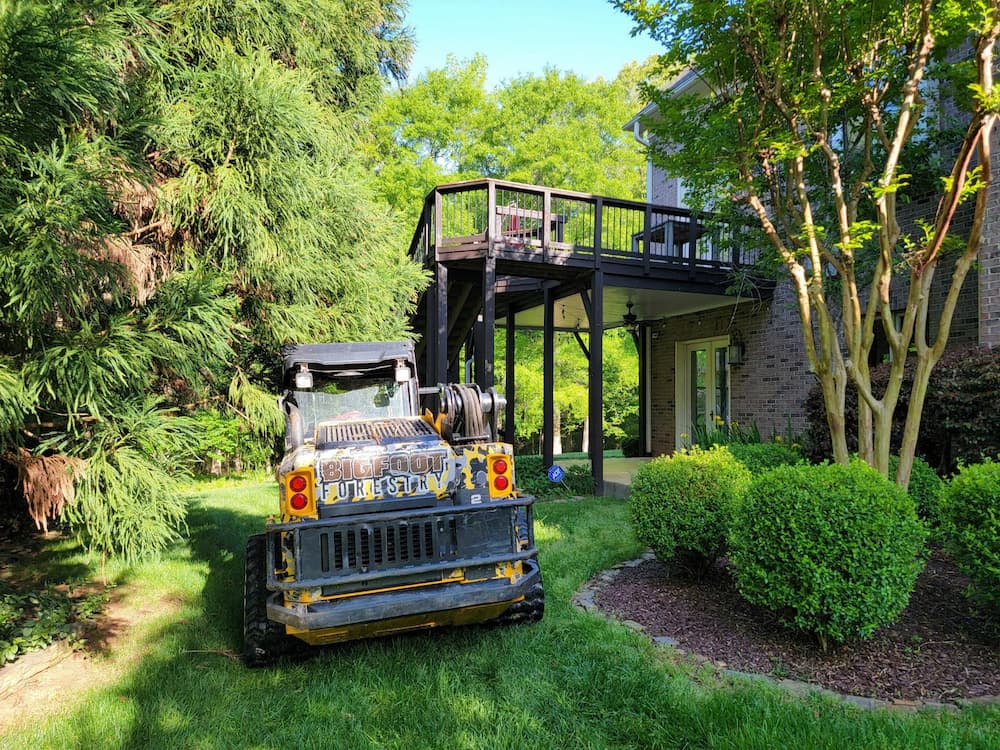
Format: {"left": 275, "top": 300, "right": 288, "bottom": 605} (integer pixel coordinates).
{"left": 488, "top": 454, "right": 514, "bottom": 498}
{"left": 283, "top": 469, "right": 316, "bottom": 517}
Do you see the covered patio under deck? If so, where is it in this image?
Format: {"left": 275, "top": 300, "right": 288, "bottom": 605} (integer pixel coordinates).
{"left": 407, "top": 178, "right": 765, "bottom": 494}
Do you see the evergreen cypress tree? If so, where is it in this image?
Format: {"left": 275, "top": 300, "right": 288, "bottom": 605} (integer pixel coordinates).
{"left": 0, "top": 0, "right": 424, "bottom": 559}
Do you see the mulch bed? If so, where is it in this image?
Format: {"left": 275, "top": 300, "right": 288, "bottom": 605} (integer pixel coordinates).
{"left": 594, "top": 553, "right": 1000, "bottom": 702}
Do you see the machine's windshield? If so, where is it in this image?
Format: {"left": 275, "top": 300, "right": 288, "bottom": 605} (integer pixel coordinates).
{"left": 291, "top": 375, "right": 410, "bottom": 440}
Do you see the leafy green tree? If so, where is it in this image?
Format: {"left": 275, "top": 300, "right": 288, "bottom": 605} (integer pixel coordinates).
{"left": 368, "top": 56, "right": 652, "bottom": 223}
{"left": 0, "top": 0, "right": 234, "bottom": 557}
{"left": 497, "top": 328, "right": 637, "bottom": 453}
{"left": 474, "top": 68, "right": 647, "bottom": 197}
{"left": 616, "top": 0, "right": 1000, "bottom": 486}
{"left": 369, "top": 55, "right": 492, "bottom": 216}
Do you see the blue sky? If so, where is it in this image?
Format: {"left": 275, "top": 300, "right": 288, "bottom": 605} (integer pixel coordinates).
{"left": 405, "top": 1, "right": 662, "bottom": 89}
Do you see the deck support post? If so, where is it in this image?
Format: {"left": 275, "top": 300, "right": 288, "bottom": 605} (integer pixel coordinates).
{"left": 588, "top": 271, "right": 604, "bottom": 494}
{"left": 478, "top": 256, "right": 496, "bottom": 389}
{"left": 435, "top": 262, "right": 448, "bottom": 387}
{"left": 423, "top": 282, "right": 435, "bottom": 388}
{"left": 542, "top": 287, "right": 555, "bottom": 469}
{"left": 638, "top": 324, "right": 649, "bottom": 456}
{"left": 504, "top": 308, "right": 516, "bottom": 443}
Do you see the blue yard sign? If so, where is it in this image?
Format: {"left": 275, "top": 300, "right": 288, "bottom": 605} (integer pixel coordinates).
{"left": 546, "top": 464, "right": 566, "bottom": 482}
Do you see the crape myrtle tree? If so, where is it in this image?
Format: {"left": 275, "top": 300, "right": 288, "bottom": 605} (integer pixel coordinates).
{"left": 616, "top": 0, "right": 1000, "bottom": 486}
{"left": 0, "top": 0, "right": 424, "bottom": 559}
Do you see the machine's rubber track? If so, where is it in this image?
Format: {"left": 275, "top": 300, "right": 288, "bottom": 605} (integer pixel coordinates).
{"left": 495, "top": 570, "right": 545, "bottom": 626}
{"left": 243, "top": 534, "right": 307, "bottom": 668}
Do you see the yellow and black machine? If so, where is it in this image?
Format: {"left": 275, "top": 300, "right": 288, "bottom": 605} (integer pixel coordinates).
{"left": 243, "top": 341, "right": 543, "bottom": 665}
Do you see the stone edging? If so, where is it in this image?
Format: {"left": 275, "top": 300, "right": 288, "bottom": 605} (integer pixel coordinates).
{"left": 0, "top": 640, "right": 75, "bottom": 700}
{"left": 572, "top": 553, "right": 1000, "bottom": 713}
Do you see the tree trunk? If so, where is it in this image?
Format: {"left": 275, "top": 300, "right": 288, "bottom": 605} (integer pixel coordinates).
{"left": 897, "top": 354, "right": 935, "bottom": 488}
{"left": 818, "top": 366, "right": 850, "bottom": 464}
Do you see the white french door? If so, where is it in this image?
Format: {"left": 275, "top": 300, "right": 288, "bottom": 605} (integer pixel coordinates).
{"left": 675, "top": 336, "right": 730, "bottom": 449}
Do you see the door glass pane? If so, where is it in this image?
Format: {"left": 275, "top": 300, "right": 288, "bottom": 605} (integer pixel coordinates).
{"left": 690, "top": 349, "right": 707, "bottom": 430}
{"left": 714, "top": 347, "right": 729, "bottom": 424}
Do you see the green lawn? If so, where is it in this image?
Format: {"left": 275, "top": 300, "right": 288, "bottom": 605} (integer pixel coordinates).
{"left": 2, "top": 479, "right": 999, "bottom": 749}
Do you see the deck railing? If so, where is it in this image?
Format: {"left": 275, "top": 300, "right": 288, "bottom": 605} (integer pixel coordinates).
{"left": 408, "top": 178, "right": 757, "bottom": 271}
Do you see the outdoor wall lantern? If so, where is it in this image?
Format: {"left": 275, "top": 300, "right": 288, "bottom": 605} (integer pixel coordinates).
{"left": 727, "top": 338, "right": 746, "bottom": 367}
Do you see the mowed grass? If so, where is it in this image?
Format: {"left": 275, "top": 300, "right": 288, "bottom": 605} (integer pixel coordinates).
{"left": 2, "top": 479, "right": 999, "bottom": 749}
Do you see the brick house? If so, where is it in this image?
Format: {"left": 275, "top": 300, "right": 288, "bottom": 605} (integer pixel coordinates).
{"left": 623, "top": 94, "right": 1000, "bottom": 455}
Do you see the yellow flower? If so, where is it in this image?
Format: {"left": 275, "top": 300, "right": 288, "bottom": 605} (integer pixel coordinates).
{"left": 775, "top": 435, "right": 784, "bottom": 443}
{"left": 680, "top": 433, "right": 689, "bottom": 440}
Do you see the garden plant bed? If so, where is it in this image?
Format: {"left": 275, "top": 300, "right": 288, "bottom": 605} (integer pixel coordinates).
{"left": 594, "top": 552, "right": 1000, "bottom": 703}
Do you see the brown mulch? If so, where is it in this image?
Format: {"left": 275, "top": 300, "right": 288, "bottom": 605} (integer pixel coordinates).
{"left": 594, "top": 552, "right": 1000, "bottom": 702}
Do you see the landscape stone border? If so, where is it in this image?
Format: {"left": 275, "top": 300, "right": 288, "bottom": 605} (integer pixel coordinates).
{"left": 573, "top": 553, "right": 1000, "bottom": 713}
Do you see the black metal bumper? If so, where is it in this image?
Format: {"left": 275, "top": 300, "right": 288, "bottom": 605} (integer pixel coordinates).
{"left": 264, "top": 497, "right": 535, "bottom": 592}
{"left": 265, "top": 558, "right": 541, "bottom": 630}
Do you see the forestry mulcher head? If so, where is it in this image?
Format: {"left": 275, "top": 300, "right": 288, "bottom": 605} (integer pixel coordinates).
{"left": 243, "top": 341, "right": 543, "bottom": 666}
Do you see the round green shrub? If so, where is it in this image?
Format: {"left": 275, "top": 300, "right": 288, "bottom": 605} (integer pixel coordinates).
{"left": 727, "top": 442, "right": 804, "bottom": 476}
{"left": 940, "top": 459, "right": 1000, "bottom": 610}
{"left": 889, "top": 454, "right": 944, "bottom": 527}
{"left": 729, "top": 460, "right": 926, "bottom": 649}
{"left": 628, "top": 446, "right": 751, "bottom": 574}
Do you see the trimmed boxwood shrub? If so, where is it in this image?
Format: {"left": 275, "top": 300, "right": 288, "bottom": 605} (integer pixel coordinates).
{"left": 940, "top": 459, "right": 1000, "bottom": 610}
{"left": 727, "top": 442, "right": 805, "bottom": 476}
{"left": 729, "top": 460, "right": 926, "bottom": 650}
{"left": 628, "top": 446, "right": 751, "bottom": 575}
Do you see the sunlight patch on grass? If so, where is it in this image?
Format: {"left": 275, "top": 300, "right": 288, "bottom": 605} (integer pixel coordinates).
{"left": 532, "top": 519, "right": 563, "bottom": 542}
{"left": 155, "top": 701, "right": 189, "bottom": 733}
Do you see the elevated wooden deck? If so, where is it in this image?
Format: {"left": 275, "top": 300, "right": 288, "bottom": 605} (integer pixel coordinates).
{"left": 408, "top": 179, "right": 760, "bottom": 374}
{"left": 410, "top": 178, "right": 756, "bottom": 280}
{"left": 407, "top": 178, "right": 764, "bottom": 492}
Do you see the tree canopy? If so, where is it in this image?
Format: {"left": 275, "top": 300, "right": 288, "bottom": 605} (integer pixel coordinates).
{"left": 616, "top": 0, "right": 1000, "bottom": 485}
{"left": 367, "top": 55, "right": 653, "bottom": 222}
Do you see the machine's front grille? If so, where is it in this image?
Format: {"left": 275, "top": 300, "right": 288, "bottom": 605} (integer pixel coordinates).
{"left": 294, "top": 508, "right": 520, "bottom": 589}
{"left": 312, "top": 518, "right": 458, "bottom": 575}
{"left": 318, "top": 418, "right": 436, "bottom": 445}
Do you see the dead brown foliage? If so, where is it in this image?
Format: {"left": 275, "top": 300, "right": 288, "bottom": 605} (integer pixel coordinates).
{"left": 9, "top": 448, "right": 87, "bottom": 532}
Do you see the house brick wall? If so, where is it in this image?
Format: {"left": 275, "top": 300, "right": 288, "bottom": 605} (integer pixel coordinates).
{"left": 890, "top": 194, "right": 980, "bottom": 349}
{"left": 647, "top": 283, "right": 814, "bottom": 455}
{"left": 980, "top": 127, "right": 1000, "bottom": 348}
